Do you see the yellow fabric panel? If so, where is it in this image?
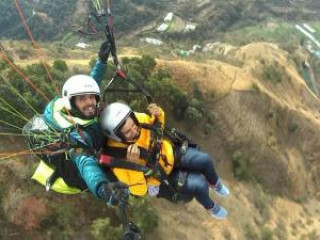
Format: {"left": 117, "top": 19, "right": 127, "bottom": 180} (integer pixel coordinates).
{"left": 146, "top": 139, "right": 175, "bottom": 186}
{"left": 135, "top": 128, "right": 151, "bottom": 151}
{"left": 135, "top": 112, "right": 154, "bottom": 124}
{"left": 112, "top": 168, "right": 147, "bottom": 196}
{"left": 50, "top": 178, "right": 83, "bottom": 194}
{"left": 31, "top": 160, "right": 82, "bottom": 194}
{"left": 146, "top": 177, "right": 160, "bottom": 186}
{"left": 160, "top": 139, "right": 175, "bottom": 174}
{"left": 157, "top": 107, "right": 165, "bottom": 125}
{"left": 134, "top": 108, "right": 164, "bottom": 126}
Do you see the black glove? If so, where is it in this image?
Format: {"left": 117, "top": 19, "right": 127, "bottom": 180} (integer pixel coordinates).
{"left": 99, "top": 182, "right": 129, "bottom": 206}
{"left": 122, "top": 222, "right": 143, "bottom": 240}
{"left": 98, "top": 40, "right": 111, "bottom": 63}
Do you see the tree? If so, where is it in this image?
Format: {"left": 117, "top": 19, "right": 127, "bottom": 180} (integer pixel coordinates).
{"left": 53, "top": 59, "right": 68, "bottom": 73}
{"left": 184, "top": 106, "right": 203, "bottom": 126}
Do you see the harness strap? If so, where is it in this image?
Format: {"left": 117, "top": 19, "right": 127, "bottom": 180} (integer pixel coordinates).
{"left": 102, "top": 145, "right": 170, "bottom": 185}
{"left": 99, "top": 154, "right": 150, "bottom": 173}
{"left": 103, "top": 145, "right": 150, "bottom": 161}
{"left": 140, "top": 123, "right": 187, "bottom": 146}
{"left": 101, "top": 150, "right": 177, "bottom": 195}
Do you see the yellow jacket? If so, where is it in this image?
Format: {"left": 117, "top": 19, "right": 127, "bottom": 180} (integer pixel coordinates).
{"left": 105, "top": 108, "right": 175, "bottom": 196}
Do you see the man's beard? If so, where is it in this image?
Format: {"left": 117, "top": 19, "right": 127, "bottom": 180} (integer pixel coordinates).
{"left": 81, "top": 105, "right": 96, "bottom": 117}
{"left": 70, "top": 105, "right": 97, "bottom": 119}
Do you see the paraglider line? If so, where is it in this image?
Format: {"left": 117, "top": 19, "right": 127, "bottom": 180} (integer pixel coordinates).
{"left": 0, "top": 52, "right": 50, "bottom": 102}
{"left": 14, "top": 0, "right": 60, "bottom": 96}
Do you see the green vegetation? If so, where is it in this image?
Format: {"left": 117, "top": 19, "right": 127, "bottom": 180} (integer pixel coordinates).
{"left": 259, "top": 61, "right": 283, "bottom": 83}
{"left": 231, "top": 151, "right": 254, "bottom": 181}
{"left": 36, "top": 194, "right": 157, "bottom": 240}
{"left": 245, "top": 223, "right": 259, "bottom": 240}
{"left": 90, "top": 197, "right": 158, "bottom": 240}
{"left": 261, "top": 226, "right": 274, "bottom": 240}
{"left": 52, "top": 204, "right": 77, "bottom": 239}
{"left": 184, "top": 107, "right": 203, "bottom": 125}
{"left": 251, "top": 83, "right": 260, "bottom": 93}
{"left": 224, "top": 22, "right": 300, "bottom": 47}
{"left": 244, "top": 189, "right": 274, "bottom": 240}
{"left": 254, "top": 185, "right": 271, "bottom": 222}
{"left": 308, "top": 230, "right": 318, "bottom": 240}
{"left": 0, "top": 59, "right": 70, "bottom": 130}
{"left": 0, "top": 1, "right": 168, "bottom": 41}
{"left": 203, "top": 123, "right": 214, "bottom": 135}
{"left": 91, "top": 218, "right": 122, "bottom": 240}
{"left": 274, "top": 220, "right": 288, "bottom": 240}
{"left": 39, "top": 202, "right": 78, "bottom": 239}
{"left": 254, "top": 59, "right": 291, "bottom": 85}
{"left": 131, "top": 197, "right": 158, "bottom": 234}
{"left": 103, "top": 55, "right": 213, "bottom": 133}
{"left": 0, "top": 183, "right": 4, "bottom": 216}
{"left": 0, "top": 1, "right": 78, "bottom": 41}
{"left": 307, "top": 21, "right": 320, "bottom": 40}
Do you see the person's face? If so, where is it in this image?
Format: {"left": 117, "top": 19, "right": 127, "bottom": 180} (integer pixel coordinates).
{"left": 73, "top": 94, "right": 97, "bottom": 117}
{"left": 120, "top": 117, "right": 140, "bottom": 142}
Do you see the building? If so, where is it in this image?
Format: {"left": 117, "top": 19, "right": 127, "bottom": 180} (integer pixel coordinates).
{"left": 164, "top": 12, "right": 174, "bottom": 22}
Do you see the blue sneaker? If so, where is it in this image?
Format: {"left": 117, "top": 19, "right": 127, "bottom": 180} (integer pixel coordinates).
{"left": 212, "top": 179, "right": 230, "bottom": 197}
{"left": 209, "top": 203, "right": 228, "bottom": 220}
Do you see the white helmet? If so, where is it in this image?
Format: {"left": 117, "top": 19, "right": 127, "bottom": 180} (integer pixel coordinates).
{"left": 100, "top": 102, "right": 135, "bottom": 142}
{"left": 62, "top": 75, "right": 100, "bottom": 110}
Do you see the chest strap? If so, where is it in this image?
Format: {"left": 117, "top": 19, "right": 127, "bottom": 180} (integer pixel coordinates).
{"left": 103, "top": 145, "right": 149, "bottom": 161}
{"left": 99, "top": 154, "right": 150, "bottom": 173}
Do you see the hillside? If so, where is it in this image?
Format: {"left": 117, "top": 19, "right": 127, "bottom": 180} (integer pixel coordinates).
{"left": 147, "top": 42, "right": 320, "bottom": 240}
{"left": 161, "top": 42, "right": 320, "bottom": 199}
{"left": 1, "top": 41, "right": 320, "bottom": 240}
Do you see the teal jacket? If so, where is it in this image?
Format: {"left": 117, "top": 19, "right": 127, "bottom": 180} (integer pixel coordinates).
{"left": 43, "top": 60, "right": 108, "bottom": 197}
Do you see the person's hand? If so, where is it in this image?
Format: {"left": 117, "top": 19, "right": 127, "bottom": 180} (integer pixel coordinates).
{"left": 98, "top": 40, "right": 111, "bottom": 63}
{"left": 147, "top": 103, "right": 161, "bottom": 117}
{"left": 99, "top": 182, "right": 129, "bottom": 206}
{"left": 122, "top": 222, "right": 142, "bottom": 240}
{"left": 127, "top": 144, "right": 140, "bottom": 162}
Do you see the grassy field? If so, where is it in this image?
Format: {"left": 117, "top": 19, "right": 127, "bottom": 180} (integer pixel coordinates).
{"left": 223, "top": 21, "right": 301, "bottom": 46}
{"left": 307, "top": 21, "right": 320, "bottom": 39}
{"left": 222, "top": 20, "right": 320, "bottom": 50}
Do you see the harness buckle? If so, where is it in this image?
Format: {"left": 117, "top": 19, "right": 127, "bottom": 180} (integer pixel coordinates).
{"left": 180, "top": 140, "right": 188, "bottom": 155}
{"left": 45, "top": 178, "right": 52, "bottom": 192}
{"left": 155, "top": 127, "right": 163, "bottom": 136}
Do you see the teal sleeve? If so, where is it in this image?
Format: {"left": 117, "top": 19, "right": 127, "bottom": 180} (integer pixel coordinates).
{"left": 90, "top": 59, "right": 107, "bottom": 87}
{"left": 72, "top": 154, "right": 108, "bottom": 197}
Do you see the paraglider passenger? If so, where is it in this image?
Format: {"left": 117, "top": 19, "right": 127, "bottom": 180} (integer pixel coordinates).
{"left": 100, "top": 102, "right": 230, "bottom": 219}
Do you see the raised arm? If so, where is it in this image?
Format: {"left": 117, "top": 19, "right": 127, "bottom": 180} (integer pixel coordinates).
{"left": 90, "top": 40, "right": 111, "bottom": 86}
